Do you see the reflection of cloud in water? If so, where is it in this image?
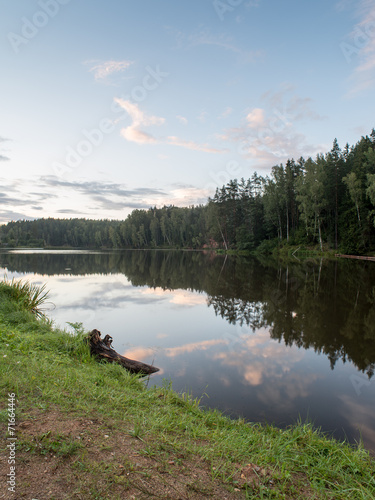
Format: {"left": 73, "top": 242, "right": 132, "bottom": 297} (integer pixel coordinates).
{"left": 124, "top": 328, "right": 319, "bottom": 414}
{"left": 9, "top": 249, "right": 102, "bottom": 255}
{"left": 59, "top": 283, "right": 207, "bottom": 311}
{"left": 52, "top": 277, "right": 168, "bottom": 310}
{"left": 244, "top": 365, "right": 262, "bottom": 386}
{"left": 58, "top": 292, "right": 164, "bottom": 310}
{"left": 124, "top": 339, "right": 226, "bottom": 359}
{"left": 165, "top": 339, "right": 226, "bottom": 357}
{"left": 215, "top": 328, "right": 324, "bottom": 412}
{"left": 338, "top": 394, "right": 375, "bottom": 451}
{"left": 123, "top": 347, "right": 156, "bottom": 360}
{"left": 215, "top": 328, "right": 305, "bottom": 382}
{"left": 175, "top": 366, "right": 187, "bottom": 378}
{"left": 218, "top": 375, "right": 232, "bottom": 388}
{"left": 142, "top": 326, "right": 319, "bottom": 412}
{"left": 255, "top": 373, "right": 320, "bottom": 411}
{"left": 156, "top": 333, "right": 168, "bottom": 339}
{"left": 122, "top": 346, "right": 162, "bottom": 375}
{"left": 142, "top": 287, "right": 207, "bottom": 306}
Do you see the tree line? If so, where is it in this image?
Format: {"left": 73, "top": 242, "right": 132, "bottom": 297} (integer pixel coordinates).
{"left": 1, "top": 129, "right": 375, "bottom": 254}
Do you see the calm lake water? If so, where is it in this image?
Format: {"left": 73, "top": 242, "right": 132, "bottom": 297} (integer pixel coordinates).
{"left": 1, "top": 249, "right": 375, "bottom": 452}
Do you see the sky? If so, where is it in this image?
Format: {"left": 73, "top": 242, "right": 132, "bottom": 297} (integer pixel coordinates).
{"left": 1, "top": 0, "right": 375, "bottom": 223}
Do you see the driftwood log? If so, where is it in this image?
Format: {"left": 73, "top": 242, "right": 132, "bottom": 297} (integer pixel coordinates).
{"left": 86, "top": 329, "right": 159, "bottom": 376}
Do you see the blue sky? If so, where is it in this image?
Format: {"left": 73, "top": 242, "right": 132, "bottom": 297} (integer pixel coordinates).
{"left": 0, "top": 0, "right": 375, "bottom": 222}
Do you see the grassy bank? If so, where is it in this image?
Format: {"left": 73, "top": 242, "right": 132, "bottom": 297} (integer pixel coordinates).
{"left": 213, "top": 242, "right": 339, "bottom": 259}
{"left": 1, "top": 280, "right": 375, "bottom": 499}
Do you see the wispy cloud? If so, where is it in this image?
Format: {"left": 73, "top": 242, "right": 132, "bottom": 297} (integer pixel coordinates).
{"left": 115, "top": 99, "right": 227, "bottom": 153}
{"left": 177, "top": 115, "right": 188, "bottom": 125}
{"left": 122, "top": 128, "right": 158, "bottom": 144}
{"left": 246, "top": 108, "right": 266, "bottom": 128}
{"left": 197, "top": 110, "right": 208, "bottom": 122}
{"left": 0, "top": 136, "right": 10, "bottom": 161}
{"left": 86, "top": 59, "right": 133, "bottom": 81}
{"left": 0, "top": 210, "right": 34, "bottom": 222}
{"left": 41, "top": 177, "right": 167, "bottom": 209}
{"left": 170, "top": 27, "right": 264, "bottom": 64}
{"left": 162, "top": 185, "right": 210, "bottom": 206}
{"left": 335, "top": 0, "right": 354, "bottom": 12}
{"left": 0, "top": 176, "right": 212, "bottom": 223}
{"left": 219, "top": 107, "right": 233, "bottom": 119}
{"left": 245, "top": 0, "right": 262, "bottom": 7}
{"left": 343, "top": 0, "right": 375, "bottom": 94}
{"left": 222, "top": 86, "right": 325, "bottom": 166}
{"left": 57, "top": 208, "right": 86, "bottom": 215}
{"left": 0, "top": 186, "right": 51, "bottom": 207}
{"left": 114, "top": 98, "right": 165, "bottom": 144}
{"left": 167, "top": 136, "right": 228, "bottom": 154}
{"left": 49, "top": 179, "right": 210, "bottom": 211}
{"left": 0, "top": 178, "right": 56, "bottom": 223}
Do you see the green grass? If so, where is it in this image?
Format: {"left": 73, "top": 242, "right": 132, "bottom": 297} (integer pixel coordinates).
{"left": 18, "top": 431, "right": 85, "bottom": 457}
{"left": 1, "top": 279, "right": 375, "bottom": 499}
{"left": 0, "top": 277, "right": 50, "bottom": 319}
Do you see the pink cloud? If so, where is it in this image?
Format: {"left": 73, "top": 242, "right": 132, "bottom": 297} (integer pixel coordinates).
{"left": 121, "top": 128, "right": 157, "bottom": 144}
{"left": 115, "top": 98, "right": 165, "bottom": 145}
{"left": 246, "top": 108, "right": 266, "bottom": 128}
{"left": 88, "top": 60, "right": 133, "bottom": 80}
{"left": 115, "top": 99, "right": 227, "bottom": 153}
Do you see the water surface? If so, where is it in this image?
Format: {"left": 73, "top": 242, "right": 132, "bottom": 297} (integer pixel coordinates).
{"left": 1, "top": 249, "right": 374, "bottom": 451}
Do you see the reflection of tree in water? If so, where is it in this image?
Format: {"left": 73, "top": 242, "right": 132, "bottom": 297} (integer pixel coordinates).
{"left": 0, "top": 251, "right": 126, "bottom": 276}
{"left": 1, "top": 249, "right": 375, "bottom": 377}
{"left": 207, "top": 297, "right": 265, "bottom": 330}
{"left": 207, "top": 257, "right": 375, "bottom": 379}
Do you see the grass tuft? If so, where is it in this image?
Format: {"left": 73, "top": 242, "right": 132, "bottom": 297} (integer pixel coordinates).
{"left": 0, "top": 277, "right": 51, "bottom": 319}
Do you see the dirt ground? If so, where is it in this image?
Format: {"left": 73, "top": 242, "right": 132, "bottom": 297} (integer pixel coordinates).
{"left": 1, "top": 408, "right": 272, "bottom": 499}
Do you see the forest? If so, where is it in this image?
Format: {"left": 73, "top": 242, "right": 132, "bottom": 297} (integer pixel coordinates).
{"left": 1, "top": 130, "right": 375, "bottom": 254}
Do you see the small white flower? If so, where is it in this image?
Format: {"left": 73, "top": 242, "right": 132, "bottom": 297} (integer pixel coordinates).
{"left": 3, "top": 355, "right": 7, "bottom": 358}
